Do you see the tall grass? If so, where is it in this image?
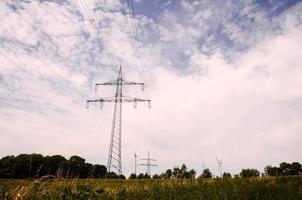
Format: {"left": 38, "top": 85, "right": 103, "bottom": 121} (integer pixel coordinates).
{"left": 0, "top": 176, "right": 301, "bottom": 199}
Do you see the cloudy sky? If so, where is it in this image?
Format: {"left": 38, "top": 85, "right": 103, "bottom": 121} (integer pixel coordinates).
{"left": 0, "top": 0, "right": 302, "bottom": 176}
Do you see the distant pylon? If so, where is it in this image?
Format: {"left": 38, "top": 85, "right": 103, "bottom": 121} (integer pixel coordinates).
{"left": 86, "top": 66, "right": 151, "bottom": 175}
{"left": 139, "top": 151, "right": 158, "bottom": 176}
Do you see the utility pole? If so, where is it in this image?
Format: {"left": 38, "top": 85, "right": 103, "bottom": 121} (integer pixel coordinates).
{"left": 134, "top": 152, "right": 137, "bottom": 175}
{"left": 139, "top": 151, "right": 158, "bottom": 176}
{"left": 86, "top": 66, "right": 151, "bottom": 175}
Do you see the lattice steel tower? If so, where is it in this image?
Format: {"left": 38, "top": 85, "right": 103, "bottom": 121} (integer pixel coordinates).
{"left": 86, "top": 66, "right": 151, "bottom": 175}
{"left": 139, "top": 151, "right": 158, "bottom": 176}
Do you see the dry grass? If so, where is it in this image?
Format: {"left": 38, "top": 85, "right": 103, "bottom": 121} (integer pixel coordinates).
{"left": 0, "top": 176, "right": 301, "bottom": 199}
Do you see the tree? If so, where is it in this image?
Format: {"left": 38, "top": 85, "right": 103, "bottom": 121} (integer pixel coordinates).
{"left": 106, "top": 172, "right": 119, "bottom": 178}
{"left": 0, "top": 155, "right": 15, "bottom": 178}
{"left": 172, "top": 166, "right": 181, "bottom": 178}
{"left": 14, "top": 154, "right": 32, "bottom": 178}
{"left": 152, "top": 174, "right": 160, "bottom": 179}
{"left": 264, "top": 166, "right": 281, "bottom": 176}
{"left": 200, "top": 168, "right": 212, "bottom": 178}
{"left": 171, "top": 164, "right": 196, "bottom": 179}
{"left": 44, "top": 155, "right": 67, "bottom": 176}
{"left": 29, "top": 154, "right": 45, "bottom": 178}
{"left": 185, "top": 169, "right": 196, "bottom": 178}
{"left": 240, "top": 169, "right": 260, "bottom": 178}
{"left": 129, "top": 173, "right": 137, "bottom": 179}
{"left": 279, "top": 162, "right": 301, "bottom": 176}
{"left": 144, "top": 173, "right": 151, "bottom": 179}
{"left": 118, "top": 174, "right": 126, "bottom": 179}
{"left": 137, "top": 173, "right": 150, "bottom": 179}
{"left": 92, "top": 165, "right": 107, "bottom": 178}
{"left": 291, "top": 162, "right": 302, "bottom": 175}
{"left": 223, "top": 172, "right": 231, "bottom": 178}
{"left": 264, "top": 162, "right": 302, "bottom": 176}
{"left": 69, "top": 155, "right": 89, "bottom": 178}
{"left": 137, "top": 173, "right": 145, "bottom": 179}
{"left": 164, "top": 169, "right": 172, "bottom": 179}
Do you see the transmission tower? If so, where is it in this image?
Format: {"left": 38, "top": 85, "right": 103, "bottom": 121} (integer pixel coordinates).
{"left": 86, "top": 66, "right": 151, "bottom": 175}
{"left": 139, "top": 151, "right": 158, "bottom": 176}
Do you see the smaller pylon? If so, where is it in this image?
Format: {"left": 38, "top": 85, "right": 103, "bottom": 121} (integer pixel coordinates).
{"left": 139, "top": 151, "right": 158, "bottom": 176}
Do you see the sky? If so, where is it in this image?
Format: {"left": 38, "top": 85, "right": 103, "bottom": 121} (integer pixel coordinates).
{"left": 0, "top": 0, "right": 302, "bottom": 177}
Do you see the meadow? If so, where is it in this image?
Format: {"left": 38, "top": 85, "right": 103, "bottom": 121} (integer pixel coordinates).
{"left": 0, "top": 176, "right": 301, "bottom": 200}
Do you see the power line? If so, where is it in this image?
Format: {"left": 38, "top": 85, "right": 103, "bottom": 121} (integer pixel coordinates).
{"left": 121, "top": 0, "right": 140, "bottom": 56}
{"left": 120, "top": 0, "right": 137, "bottom": 55}
{"left": 79, "top": 0, "right": 115, "bottom": 62}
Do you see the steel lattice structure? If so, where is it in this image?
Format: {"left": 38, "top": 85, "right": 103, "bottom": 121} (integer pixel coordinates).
{"left": 86, "top": 66, "right": 151, "bottom": 175}
{"left": 139, "top": 151, "right": 158, "bottom": 176}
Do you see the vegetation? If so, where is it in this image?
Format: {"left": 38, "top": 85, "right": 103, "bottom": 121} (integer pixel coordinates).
{"left": 0, "top": 177, "right": 301, "bottom": 199}
{"left": 239, "top": 168, "right": 260, "bottom": 178}
{"left": 0, "top": 154, "right": 107, "bottom": 179}
{"left": 1, "top": 154, "right": 302, "bottom": 199}
{"left": 264, "top": 162, "right": 302, "bottom": 176}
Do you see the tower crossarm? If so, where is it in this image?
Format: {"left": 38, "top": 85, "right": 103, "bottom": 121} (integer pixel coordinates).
{"left": 141, "top": 158, "right": 156, "bottom": 161}
{"left": 122, "top": 81, "right": 144, "bottom": 90}
{"left": 86, "top": 97, "right": 116, "bottom": 109}
{"left": 95, "top": 81, "right": 117, "bottom": 91}
{"left": 121, "top": 96, "right": 151, "bottom": 108}
{"left": 86, "top": 97, "right": 151, "bottom": 108}
{"left": 139, "top": 164, "right": 158, "bottom": 166}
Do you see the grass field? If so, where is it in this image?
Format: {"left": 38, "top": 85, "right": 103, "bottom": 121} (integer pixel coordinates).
{"left": 0, "top": 176, "right": 302, "bottom": 200}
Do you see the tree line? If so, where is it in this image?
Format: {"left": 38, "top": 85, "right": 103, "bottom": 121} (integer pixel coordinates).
{"left": 0, "top": 154, "right": 301, "bottom": 179}
{"left": 0, "top": 154, "right": 107, "bottom": 179}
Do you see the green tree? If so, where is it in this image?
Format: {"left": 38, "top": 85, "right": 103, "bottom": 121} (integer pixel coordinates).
{"left": 129, "top": 173, "right": 137, "bottom": 179}
{"left": 200, "top": 168, "right": 212, "bottom": 178}
{"left": 137, "top": 173, "right": 150, "bottom": 179}
{"left": 240, "top": 168, "right": 260, "bottom": 178}
{"left": 171, "top": 164, "right": 196, "bottom": 179}
{"left": 223, "top": 172, "right": 232, "bottom": 178}
{"left": 172, "top": 166, "right": 181, "bottom": 178}
{"left": 264, "top": 166, "right": 281, "bottom": 176}
{"left": 14, "top": 154, "right": 32, "bottom": 178}
{"left": 152, "top": 174, "right": 160, "bottom": 179}
{"left": 184, "top": 169, "right": 196, "bottom": 178}
{"left": 291, "top": 162, "right": 302, "bottom": 175}
{"left": 92, "top": 164, "right": 107, "bottom": 178}
{"left": 0, "top": 155, "right": 15, "bottom": 178}
{"left": 106, "top": 172, "right": 119, "bottom": 178}
{"left": 164, "top": 169, "right": 172, "bottom": 179}
{"left": 69, "top": 155, "right": 89, "bottom": 178}
{"left": 44, "top": 155, "right": 67, "bottom": 176}
{"left": 29, "top": 154, "right": 45, "bottom": 178}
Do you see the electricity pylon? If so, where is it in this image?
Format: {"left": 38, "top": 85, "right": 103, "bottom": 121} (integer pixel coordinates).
{"left": 86, "top": 66, "right": 151, "bottom": 175}
{"left": 139, "top": 151, "right": 158, "bottom": 176}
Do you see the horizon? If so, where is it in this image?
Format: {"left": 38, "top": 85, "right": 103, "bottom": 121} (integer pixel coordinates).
{"left": 1, "top": 0, "right": 302, "bottom": 177}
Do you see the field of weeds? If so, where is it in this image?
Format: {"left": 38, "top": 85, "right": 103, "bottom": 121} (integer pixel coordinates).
{"left": 0, "top": 176, "right": 301, "bottom": 200}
